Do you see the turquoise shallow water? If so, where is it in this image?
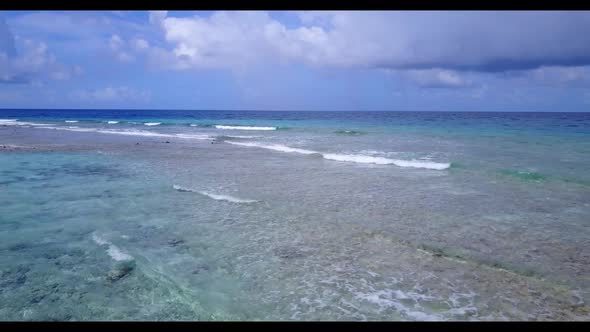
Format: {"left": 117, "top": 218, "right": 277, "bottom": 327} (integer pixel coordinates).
{"left": 0, "top": 110, "right": 589, "bottom": 320}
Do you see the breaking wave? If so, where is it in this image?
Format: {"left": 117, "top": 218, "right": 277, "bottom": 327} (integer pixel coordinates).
{"left": 173, "top": 185, "right": 257, "bottom": 203}
{"left": 215, "top": 125, "right": 277, "bottom": 131}
{"left": 225, "top": 141, "right": 450, "bottom": 170}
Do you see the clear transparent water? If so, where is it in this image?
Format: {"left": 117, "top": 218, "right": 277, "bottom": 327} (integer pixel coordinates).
{"left": 0, "top": 110, "right": 589, "bottom": 320}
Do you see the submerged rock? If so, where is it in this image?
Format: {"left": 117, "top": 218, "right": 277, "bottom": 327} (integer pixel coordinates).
{"left": 0, "top": 264, "right": 30, "bottom": 288}
{"left": 167, "top": 238, "right": 185, "bottom": 247}
{"left": 273, "top": 246, "right": 309, "bottom": 259}
{"left": 7, "top": 242, "right": 32, "bottom": 252}
{"left": 107, "top": 261, "right": 135, "bottom": 282}
{"left": 192, "top": 264, "right": 210, "bottom": 274}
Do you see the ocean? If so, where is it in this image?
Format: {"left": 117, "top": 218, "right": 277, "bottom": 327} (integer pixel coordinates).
{"left": 0, "top": 109, "right": 589, "bottom": 320}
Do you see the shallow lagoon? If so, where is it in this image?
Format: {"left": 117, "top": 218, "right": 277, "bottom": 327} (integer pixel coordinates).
{"left": 1, "top": 111, "right": 589, "bottom": 320}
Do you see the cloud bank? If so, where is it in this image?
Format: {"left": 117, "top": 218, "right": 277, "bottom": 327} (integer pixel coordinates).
{"left": 146, "top": 11, "right": 590, "bottom": 73}
{"left": 0, "top": 18, "right": 81, "bottom": 84}
{"left": 1, "top": 11, "right": 590, "bottom": 110}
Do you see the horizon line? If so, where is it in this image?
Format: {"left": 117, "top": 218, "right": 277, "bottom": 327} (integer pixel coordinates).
{"left": 1, "top": 108, "right": 589, "bottom": 113}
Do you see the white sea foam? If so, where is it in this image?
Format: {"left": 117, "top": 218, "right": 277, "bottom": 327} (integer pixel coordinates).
{"left": 215, "top": 125, "right": 277, "bottom": 131}
{"left": 227, "top": 141, "right": 450, "bottom": 170}
{"left": 323, "top": 154, "right": 450, "bottom": 170}
{"left": 355, "top": 289, "right": 443, "bottom": 321}
{"left": 0, "top": 119, "right": 48, "bottom": 126}
{"left": 173, "top": 185, "right": 257, "bottom": 203}
{"left": 390, "top": 159, "right": 450, "bottom": 170}
{"left": 0, "top": 119, "right": 32, "bottom": 126}
{"left": 92, "top": 233, "right": 134, "bottom": 261}
{"left": 144, "top": 122, "right": 161, "bottom": 126}
{"left": 222, "top": 135, "right": 263, "bottom": 139}
{"left": 172, "top": 184, "right": 195, "bottom": 192}
{"left": 14, "top": 122, "right": 212, "bottom": 141}
{"left": 174, "top": 133, "right": 213, "bottom": 140}
{"left": 65, "top": 120, "right": 78, "bottom": 123}
{"left": 225, "top": 141, "right": 318, "bottom": 155}
{"left": 96, "top": 129, "right": 170, "bottom": 137}
{"left": 92, "top": 233, "right": 109, "bottom": 246}
{"left": 95, "top": 129, "right": 212, "bottom": 140}
{"left": 107, "top": 121, "right": 119, "bottom": 124}
{"left": 322, "top": 154, "right": 396, "bottom": 165}
{"left": 106, "top": 245, "right": 134, "bottom": 261}
{"left": 189, "top": 124, "right": 199, "bottom": 127}
{"left": 358, "top": 150, "right": 386, "bottom": 155}
{"left": 1, "top": 122, "right": 22, "bottom": 126}
{"left": 198, "top": 191, "right": 258, "bottom": 203}
{"left": 55, "top": 127, "right": 96, "bottom": 132}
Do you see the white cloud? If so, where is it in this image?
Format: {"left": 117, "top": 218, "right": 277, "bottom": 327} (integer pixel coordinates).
{"left": 0, "top": 17, "right": 82, "bottom": 84}
{"left": 8, "top": 11, "right": 152, "bottom": 40}
{"left": 156, "top": 11, "right": 277, "bottom": 69}
{"left": 108, "top": 35, "right": 150, "bottom": 62}
{"left": 109, "top": 34, "right": 124, "bottom": 50}
{"left": 7, "top": 12, "right": 160, "bottom": 67}
{"left": 70, "top": 86, "right": 151, "bottom": 102}
{"left": 109, "top": 34, "right": 135, "bottom": 62}
{"left": 145, "top": 11, "right": 590, "bottom": 73}
{"left": 0, "top": 35, "right": 82, "bottom": 84}
{"left": 495, "top": 65, "right": 590, "bottom": 89}
{"left": 132, "top": 38, "right": 149, "bottom": 51}
{"left": 526, "top": 66, "right": 590, "bottom": 87}
{"left": 402, "top": 69, "right": 476, "bottom": 89}
{"left": 149, "top": 11, "right": 168, "bottom": 25}
{"left": 0, "top": 18, "right": 16, "bottom": 57}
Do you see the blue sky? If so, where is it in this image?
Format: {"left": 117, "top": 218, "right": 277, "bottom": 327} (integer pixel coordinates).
{"left": 1, "top": 10, "right": 590, "bottom": 111}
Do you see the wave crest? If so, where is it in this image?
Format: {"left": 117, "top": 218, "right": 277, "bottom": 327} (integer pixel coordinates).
{"left": 324, "top": 154, "right": 450, "bottom": 170}
{"left": 215, "top": 125, "right": 277, "bottom": 131}
{"left": 226, "top": 141, "right": 318, "bottom": 155}
{"left": 226, "top": 141, "right": 450, "bottom": 170}
{"left": 173, "top": 185, "right": 257, "bottom": 203}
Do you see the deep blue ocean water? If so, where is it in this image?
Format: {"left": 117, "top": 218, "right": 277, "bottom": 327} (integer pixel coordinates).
{"left": 1, "top": 109, "right": 589, "bottom": 320}
{"left": 3, "top": 109, "right": 590, "bottom": 133}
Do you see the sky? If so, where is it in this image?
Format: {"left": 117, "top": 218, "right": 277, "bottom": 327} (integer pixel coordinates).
{"left": 1, "top": 10, "right": 590, "bottom": 111}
